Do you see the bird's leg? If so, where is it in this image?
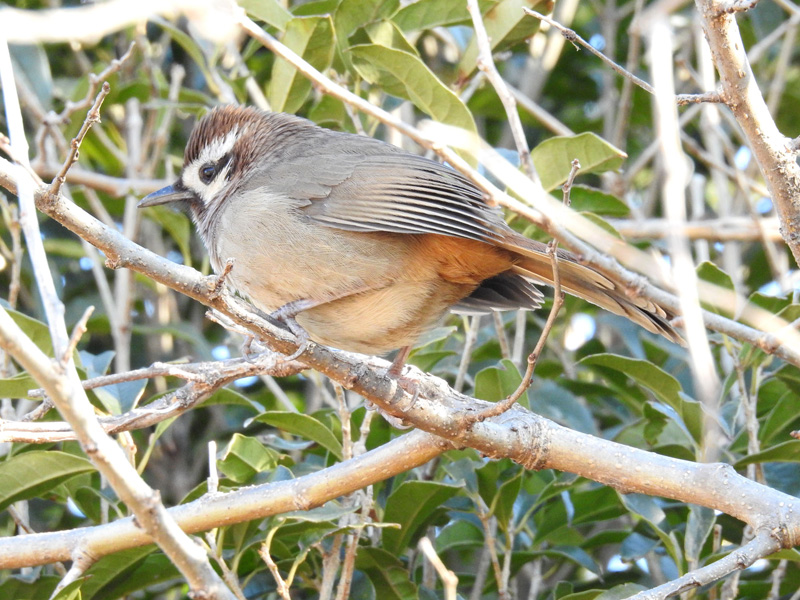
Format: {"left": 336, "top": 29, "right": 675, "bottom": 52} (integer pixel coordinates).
{"left": 269, "top": 299, "right": 318, "bottom": 361}
{"left": 388, "top": 345, "right": 412, "bottom": 377}
{"left": 387, "top": 345, "right": 422, "bottom": 421}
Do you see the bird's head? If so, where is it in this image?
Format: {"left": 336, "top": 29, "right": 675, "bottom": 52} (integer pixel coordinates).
{"left": 138, "top": 105, "right": 310, "bottom": 229}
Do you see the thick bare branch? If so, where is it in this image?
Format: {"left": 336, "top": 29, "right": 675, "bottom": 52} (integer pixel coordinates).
{"left": 696, "top": 0, "right": 800, "bottom": 263}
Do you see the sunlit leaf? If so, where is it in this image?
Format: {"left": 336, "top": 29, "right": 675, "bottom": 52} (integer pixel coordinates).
{"left": 0, "top": 451, "right": 95, "bottom": 513}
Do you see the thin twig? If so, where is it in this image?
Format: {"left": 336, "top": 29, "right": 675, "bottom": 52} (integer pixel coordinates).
{"left": 61, "top": 306, "right": 94, "bottom": 367}
{"left": 524, "top": 8, "right": 720, "bottom": 106}
{"left": 207, "top": 440, "right": 219, "bottom": 495}
{"left": 468, "top": 0, "right": 538, "bottom": 182}
{"left": 454, "top": 315, "right": 481, "bottom": 393}
{"left": 526, "top": 9, "right": 655, "bottom": 94}
{"left": 6, "top": 353, "right": 302, "bottom": 444}
{"left": 715, "top": 0, "right": 760, "bottom": 15}
{"left": 260, "top": 528, "right": 292, "bottom": 600}
{"left": 648, "top": 18, "right": 721, "bottom": 461}
{"left": 630, "top": 528, "right": 774, "bottom": 600}
{"left": 49, "top": 83, "right": 111, "bottom": 198}
{"left": 466, "top": 160, "right": 580, "bottom": 423}
{"left": 418, "top": 537, "right": 458, "bottom": 600}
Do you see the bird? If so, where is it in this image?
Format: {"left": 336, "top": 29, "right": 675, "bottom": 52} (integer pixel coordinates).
{"left": 139, "top": 105, "right": 681, "bottom": 372}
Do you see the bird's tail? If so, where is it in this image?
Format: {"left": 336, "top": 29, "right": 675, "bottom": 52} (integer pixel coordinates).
{"left": 500, "top": 234, "right": 684, "bottom": 345}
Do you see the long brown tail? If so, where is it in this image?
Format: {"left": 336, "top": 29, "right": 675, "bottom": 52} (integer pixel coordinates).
{"left": 500, "top": 234, "right": 684, "bottom": 345}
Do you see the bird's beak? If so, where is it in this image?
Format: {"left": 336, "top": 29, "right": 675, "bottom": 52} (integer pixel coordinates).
{"left": 138, "top": 183, "right": 194, "bottom": 207}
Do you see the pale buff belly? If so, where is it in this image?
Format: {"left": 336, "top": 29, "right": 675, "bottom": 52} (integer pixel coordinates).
{"left": 208, "top": 196, "right": 471, "bottom": 355}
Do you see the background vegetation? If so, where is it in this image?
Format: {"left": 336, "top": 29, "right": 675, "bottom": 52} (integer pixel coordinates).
{"left": 1, "top": 0, "right": 800, "bottom": 598}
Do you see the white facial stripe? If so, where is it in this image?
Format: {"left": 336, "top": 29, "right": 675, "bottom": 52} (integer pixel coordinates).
{"left": 197, "top": 162, "right": 233, "bottom": 205}
{"left": 198, "top": 127, "right": 238, "bottom": 165}
{"left": 182, "top": 127, "right": 239, "bottom": 205}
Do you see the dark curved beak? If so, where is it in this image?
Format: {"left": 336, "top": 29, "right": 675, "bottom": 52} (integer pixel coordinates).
{"left": 138, "top": 183, "right": 194, "bottom": 207}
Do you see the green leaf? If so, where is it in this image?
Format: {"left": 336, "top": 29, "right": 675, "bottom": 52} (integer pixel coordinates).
{"left": 80, "top": 548, "right": 170, "bottom": 600}
{"left": 335, "top": 0, "right": 400, "bottom": 46}
{"left": 434, "top": 519, "right": 485, "bottom": 553}
{"left": 620, "top": 494, "right": 683, "bottom": 570}
{"left": 218, "top": 433, "right": 280, "bottom": 483}
{"left": 51, "top": 579, "right": 83, "bottom": 600}
{"left": 2, "top": 305, "right": 53, "bottom": 356}
{"left": 393, "top": 0, "right": 497, "bottom": 31}
{"left": 282, "top": 501, "right": 356, "bottom": 523}
{"left": 348, "top": 43, "right": 478, "bottom": 162}
{"left": 735, "top": 440, "right": 800, "bottom": 466}
{"left": 620, "top": 532, "right": 659, "bottom": 561}
{"left": 532, "top": 546, "right": 600, "bottom": 576}
{"left": 457, "top": 0, "right": 550, "bottom": 77}
{"left": 474, "top": 359, "right": 527, "bottom": 407}
{"left": 0, "top": 576, "right": 59, "bottom": 600}
{"left": 595, "top": 584, "right": 648, "bottom": 599}
{"left": 697, "top": 261, "right": 736, "bottom": 318}
{"left": 0, "top": 372, "right": 39, "bottom": 399}
{"left": 620, "top": 493, "right": 666, "bottom": 526}
{"left": 760, "top": 378, "right": 800, "bottom": 445}
{"left": 476, "top": 458, "right": 521, "bottom": 519}
{"left": 155, "top": 19, "right": 220, "bottom": 97}
{"left": 254, "top": 411, "right": 343, "bottom": 459}
{"left": 239, "top": 0, "right": 292, "bottom": 31}
{"left": 567, "top": 185, "right": 630, "bottom": 217}
{"left": 92, "top": 379, "right": 147, "bottom": 415}
{"left": 308, "top": 94, "right": 351, "bottom": 129}
{"left": 408, "top": 350, "right": 456, "bottom": 372}
{"left": 529, "top": 379, "right": 596, "bottom": 434}
{"left": 355, "top": 547, "right": 418, "bottom": 600}
{"left": 685, "top": 505, "right": 715, "bottom": 564}
{"left": 558, "top": 591, "right": 606, "bottom": 600}
{"left": 493, "top": 469, "right": 523, "bottom": 525}
{"left": 356, "top": 20, "right": 418, "bottom": 56}
{"left": 0, "top": 451, "right": 95, "bottom": 513}
{"left": 199, "top": 387, "right": 264, "bottom": 410}
{"left": 535, "top": 487, "right": 624, "bottom": 543}
{"left": 533, "top": 133, "right": 627, "bottom": 191}
{"left": 580, "top": 353, "right": 703, "bottom": 443}
{"left": 382, "top": 480, "right": 461, "bottom": 554}
{"left": 269, "top": 16, "right": 335, "bottom": 113}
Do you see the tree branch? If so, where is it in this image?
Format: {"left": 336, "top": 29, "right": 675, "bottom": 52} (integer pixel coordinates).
{"left": 695, "top": 0, "right": 800, "bottom": 264}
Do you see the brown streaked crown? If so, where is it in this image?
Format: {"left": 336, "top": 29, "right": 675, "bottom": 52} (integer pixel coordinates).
{"left": 184, "top": 105, "right": 317, "bottom": 171}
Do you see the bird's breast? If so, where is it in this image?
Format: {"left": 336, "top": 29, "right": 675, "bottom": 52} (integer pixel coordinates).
{"left": 208, "top": 189, "right": 408, "bottom": 312}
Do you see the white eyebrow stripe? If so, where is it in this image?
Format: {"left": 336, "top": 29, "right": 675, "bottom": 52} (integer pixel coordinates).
{"left": 198, "top": 127, "right": 239, "bottom": 165}
{"left": 181, "top": 127, "right": 240, "bottom": 205}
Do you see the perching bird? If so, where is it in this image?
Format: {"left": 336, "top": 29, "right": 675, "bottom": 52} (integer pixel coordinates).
{"left": 140, "top": 106, "right": 681, "bottom": 369}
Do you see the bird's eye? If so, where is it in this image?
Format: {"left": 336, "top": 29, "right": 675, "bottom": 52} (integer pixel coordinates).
{"left": 199, "top": 163, "right": 217, "bottom": 184}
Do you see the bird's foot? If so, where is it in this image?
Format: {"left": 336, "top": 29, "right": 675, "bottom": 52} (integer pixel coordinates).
{"left": 270, "top": 300, "right": 315, "bottom": 361}
{"left": 241, "top": 335, "right": 261, "bottom": 361}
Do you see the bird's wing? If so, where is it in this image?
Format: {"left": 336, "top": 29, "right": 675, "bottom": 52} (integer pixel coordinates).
{"left": 245, "top": 145, "right": 684, "bottom": 345}
{"left": 252, "top": 151, "right": 508, "bottom": 243}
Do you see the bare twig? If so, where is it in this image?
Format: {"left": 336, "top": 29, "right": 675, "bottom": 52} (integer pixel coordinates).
{"left": 607, "top": 216, "right": 784, "bottom": 241}
{"left": 627, "top": 530, "right": 777, "bottom": 600}
{"left": 467, "top": 160, "right": 579, "bottom": 423}
{"left": 715, "top": 0, "right": 760, "bottom": 14}
{"left": 49, "top": 83, "right": 111, "bottom": 198}
{"left": 695, "top": 0, "right": 800, "bottom": 263}
{"left": 525, "top": 8, "right": 722, "bottom": 105}
{"left": 418, "top": 537, "right": 458, "bottom": 600}
{"left": 260, "top": 528, "right": 292, "bottom": 600}
{"left": 648, "top": 16, "right": 721, "bottom": 461}
{"left": 5, "top": 354, "right": 301, "bottom": 444}
{"left": 61, "top": 306, "right": 94, "bottom": 367}
{"left": 454, "top": 315, "right": 481, "bottom": 393}
{"left": 468, "top": 0, "right": 538, "bottom": 182}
